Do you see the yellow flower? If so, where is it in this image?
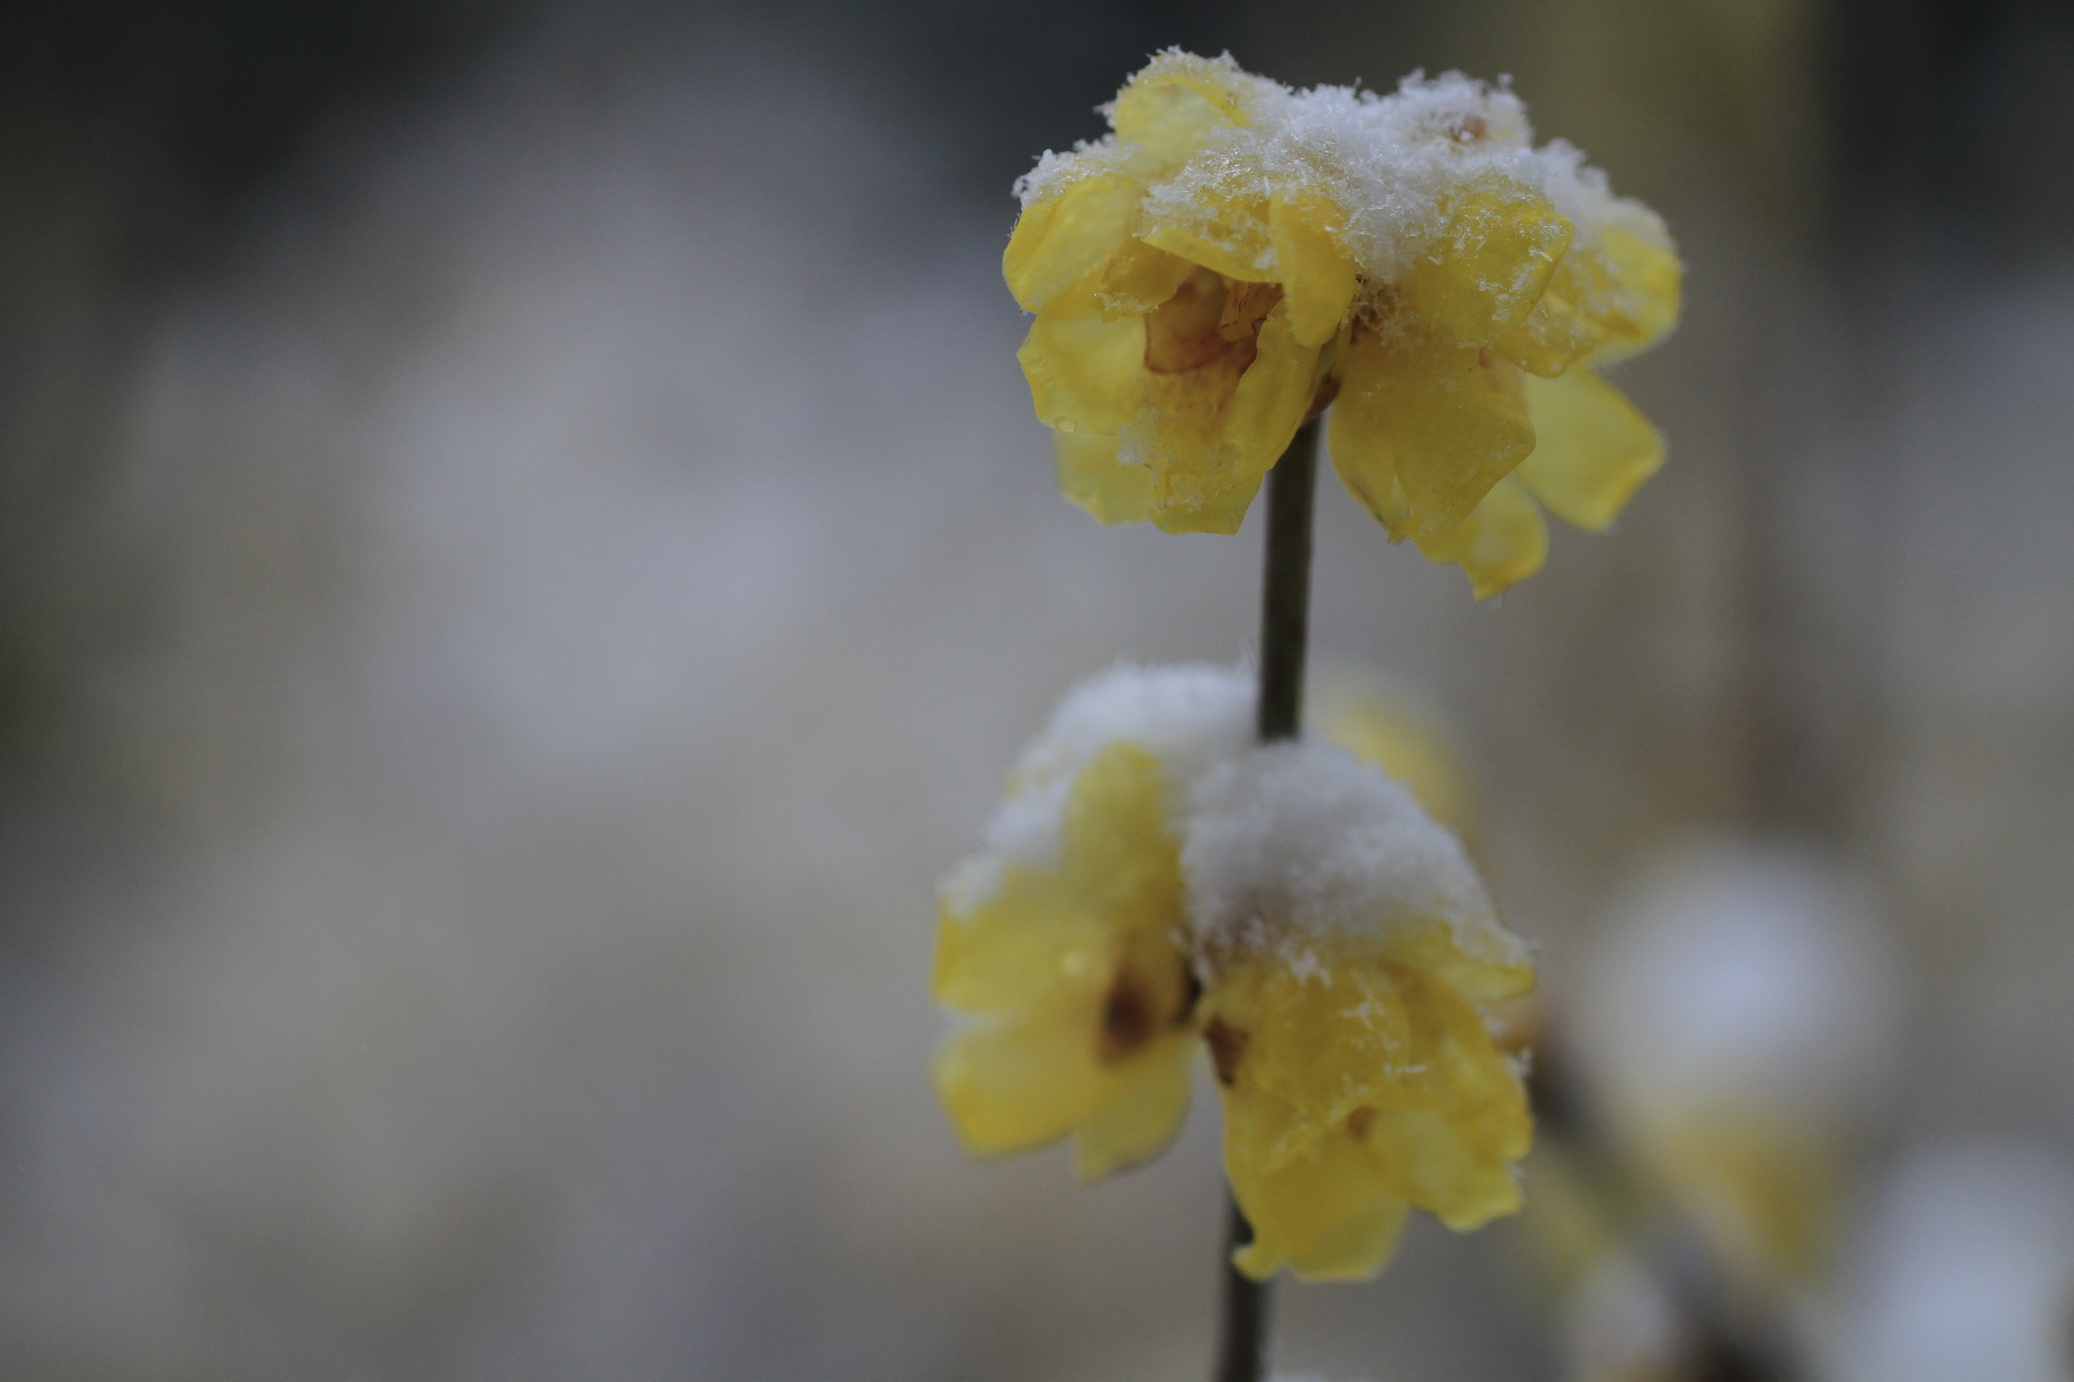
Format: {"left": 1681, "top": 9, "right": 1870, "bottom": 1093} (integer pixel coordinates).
{"left": 931, "top": 666, "right": 1536, "bottom": 1281}
{"left": 931, "top": 665, "right": 1253, "bottom": 1179}
{"left": 1006, "top": 52, "right": 1680, "bottom": 596}
{"left": 1573, "top": 846, "right": 1903, "bottom": 1287}
{"left": 1186, "top": 737, "right": 1534, "bottom": 1280}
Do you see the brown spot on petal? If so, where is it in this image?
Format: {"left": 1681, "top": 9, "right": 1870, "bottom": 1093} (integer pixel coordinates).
{"left": 1175, "top": 966, "right": 1204, "bottom": 1028}
{"left": 1099, "top": 972, "right": 1157, "bottom": 1065}
{"left": 1346, "top": 1106, "right": 1376, "bottom": 1139}
{"left": 1205, "top": 1017, "right": 1249, "bottom": 1086}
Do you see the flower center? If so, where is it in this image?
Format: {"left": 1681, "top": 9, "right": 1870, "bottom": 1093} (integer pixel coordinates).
{"left": 1143, "top": 270, "right": 1281, "bottom": 376}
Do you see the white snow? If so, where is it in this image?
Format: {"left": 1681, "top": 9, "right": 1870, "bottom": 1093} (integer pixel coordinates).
{"left": 1181, "top": 736, "right": 1511, "bottom": 968}
{"left": 1015, "top": 51, "right": 1672, "bottom": 289}
{"left": 939, "top": 662, "right": 1253, "bottom": 916}
{"left": 939, "top": 663, "right": 1523, "bottom": 985}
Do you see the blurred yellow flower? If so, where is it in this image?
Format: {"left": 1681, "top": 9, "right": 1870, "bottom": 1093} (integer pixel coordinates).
{"left": 931, "top": 666, "right": 1536, "bottom": 1280}
{"left": 1006, "top": 51, "right": 1680, "bottom": 596}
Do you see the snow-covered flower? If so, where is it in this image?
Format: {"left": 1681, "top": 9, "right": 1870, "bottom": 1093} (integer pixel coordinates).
{"left": 1572, "top": 845, "right": 1903, "bottom": 1284}
{"left": 932, "top": 665, "right": 1535, "bottom": 1279}
{"left": 1006, "top": 51, "right": 1680, "bottom": 597}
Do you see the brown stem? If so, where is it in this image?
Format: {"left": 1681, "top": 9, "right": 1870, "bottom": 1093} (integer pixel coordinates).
{"left": 1254, "top": 418, "right": 1320, "bottom": 745}
{"left": 1212, "top": 417, "right": 1320, "bottom": 1382}
{"left": 1213, "top": 1194, "right": 1269, "bottom": 1382}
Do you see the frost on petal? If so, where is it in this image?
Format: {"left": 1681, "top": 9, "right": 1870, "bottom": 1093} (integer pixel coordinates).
{"left": 945, "top": 663, "right": 1255, "bottom": 918}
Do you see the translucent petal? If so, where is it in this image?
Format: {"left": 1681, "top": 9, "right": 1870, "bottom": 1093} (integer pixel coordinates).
{"left": 1495, "top": 285, "right": 1597, "bottom": 378}
{"left": 935, "top": 1007, "right": 1114, "bottom": 1157}
{"left": 1055, "top": 430, "right": 1154, "bottom": 525}
{"left": 1140, "top": 187, "right": 1277, "bottom": 284}
{"left": 1142, "top": 296, "right": 1316, "bottom": 536}
{"left": 1400, "top": 178, "right": 1573, "bottom": 345}
{"left": 1412, "top": 475, "right": 1549, "bottom": 599}
{"left": 1380, "top": 925, "right": 1534, "bottom": 1007}
{"left": 1328, "top": 331, "right": 1536, "bottom": 538}
{"left": 1326, "top": 378, "right": 1412, "bottom": 541}
{"left": 1095, "top": 238, "right": 1194, "bottom": 319}
{"left": 1515, "top": 368, "right": 1665, "bottom": 531}
{"left": 1365, "top": 1106, "right": 1523, "bottom": 1230}
{"left": 1586, "top": 219, "right": 1682, "bottom": 363}
{"left": 1209, "top": 936, "right": 1533, "bottom": 1280}
{"left": 1110, "top": 51, "right": 1259, "bottom": 162}
{"left": 931, "top": 882, "right": 1110, "bottom": 1016}
{"left": 1003, "top": 173, "right": 1142, "bottom": 313}
{"left": 1269, "top": 190, "right": 1359, "bottom": 346}
{"left": 1073, "top": 1035, "right": 1195, "bottom": 1182}
{"left": 1017, "top": 282, "right": 1144, "bottom": 438}
{"left": 1229, "top": 1086, "right": 1410, "bottom": 1281}
{"left": 1496, "top": 213, "right": 1681, "bottom": 374}
{"left": 936, "top": 741, "right": 1180, "bottom": 1009}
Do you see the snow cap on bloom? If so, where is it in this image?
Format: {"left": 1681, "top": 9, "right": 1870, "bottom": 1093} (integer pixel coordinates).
{"left": 932, "top": 664, "right": 1537, "bottom": 1281}
{"left": 1186, "top": 739, "right": 1534, "bottom": 1281}
{"left": 1573, "top": 843, "right": 1904, "bottom": 1282}
{"left": 1007, "top": 52, "right": 1680, "bottom": 597}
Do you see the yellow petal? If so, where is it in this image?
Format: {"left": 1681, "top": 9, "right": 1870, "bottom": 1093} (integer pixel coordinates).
{"left": 1142, "top": 296, "right": 1317, "bottom": 536}
{"left": 1495, "top": 215, "right": 1681, "bottom": 374}
{"left": 1095, "top": 238, "right": 1194, "bottom": 318}
{"left": 1139, "top": 184, "right": 1277, "bottom": 284}
{"left": 934, "top": 740, "right": 1199, "bottom": 1170}
{"left": 1412, "top": 475, "right": 1549, "bottom": 599}
{"left": 1586, "top": 219, "right": 1682, "bottom": 363}
{"left": 935, "top": 1007, "right": 1114, "bottom": 1157}
{"left": 1399, "top": 178, "right": 1573, "bottom": 345}
{"left": 935, "top": 742, "right": 1180, "bottom": 1011}
{"left": 1073, "top": 1035, "right": 1195, "bottom": 1182}
{"left": 1268, "top": 190, "right": 1359, "bottom": 346}
{"left": 1054, "top": 430, "right": 1153, "bottom": 525}
{"left": 1515, "top": 368, "right": 1665, "bottom": 531}
{"left": 1208, "top": 935, "right": 1534, "bottom": 1280}
{"left": 1229, "top": 1088, "right": 1410, "bottom": 1281}
{"left": 1328, "top": 331, "right": 1536, "bottom": 538}
{"left": 1494, "top": 285, "right": 1597, "bottom": 377}
{"left": 1110, "top": 51, "right": 1257, "bottom": 162}
{"left": 1364, "top": 1106, "right": 1523, "bottom": 1231}
{"left": 1004, "top": 173, "right": 1142, "bottom": 313}
{"left": 1017, "top": 282, "right": 1144, "bottom": 438}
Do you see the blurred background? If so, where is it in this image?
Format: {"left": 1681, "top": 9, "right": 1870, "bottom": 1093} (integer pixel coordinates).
{"left": 4, "top": 0, "right": 2073, "bottom": 1377}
